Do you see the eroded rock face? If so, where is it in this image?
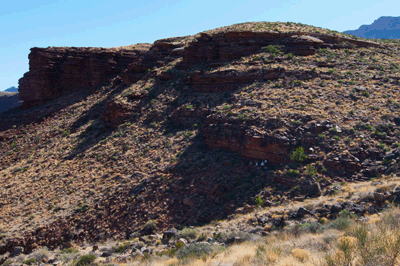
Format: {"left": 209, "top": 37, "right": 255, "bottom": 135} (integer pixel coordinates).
{"left": 186, "top": 68, "right": 286, "bottom": 93}
{"left": 18, "top": 38, "right": 185, "bottom": 108}
{"left": 19, "top": 47, "right": 148, "bottom": 108}
{"left": 201, "top": 116, "right": 296, "bottom": 163}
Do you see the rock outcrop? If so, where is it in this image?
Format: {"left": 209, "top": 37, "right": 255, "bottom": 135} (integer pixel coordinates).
{"left": 18, "top": 38, "right": 186, "bottom": 108}
{"left": 18, "top": 46, "right": 148, "bottom": 108}
{"left": 202, "top": 116, "right": 295, "bottom": 163}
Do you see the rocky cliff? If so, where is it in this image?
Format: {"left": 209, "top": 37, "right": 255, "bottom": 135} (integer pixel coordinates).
{"left": 18, "top": 37, "right": 187, "bottom": 108}
{"left": 19, "top": 30, "right": 381, "bottom": 108}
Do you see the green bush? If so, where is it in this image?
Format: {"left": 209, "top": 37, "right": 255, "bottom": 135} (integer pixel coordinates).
{"left": 22, "top": 259, "right": 36, "bottom": 265}
{"left": 113, "top": 242, "right": 131, "bottom": 253}
{"left": 290, "top": 147, "right": 306, "bottom": 163}
{"left": 75, "top": 254, "right": 96, "bottom": 266}
{"left": 62, "top": 129, "right": 71, "bottom": 137}
{"left": 255, "top": 196, "right": 263, "bottom": 207}
{"left": 306, "top": 164, "right": 318, "bottom": 177}
{"left": 262, "top": 45, "right": 284, "bottom": 57}
{"left": 285, "top": 169, "right": 300, "bottom": 176}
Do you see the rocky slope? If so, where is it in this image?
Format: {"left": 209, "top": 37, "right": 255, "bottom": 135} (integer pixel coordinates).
{"left": 344, "top": 16, "right": 400, "bottom": 39}
{"left": 1, "top": 21, "right": 400, "bottom": 262}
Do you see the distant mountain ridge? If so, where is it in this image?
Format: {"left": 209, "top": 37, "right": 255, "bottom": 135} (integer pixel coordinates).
{"left": 5, "top": 86, "right": 18, "bottom": 92}
{"left": 344, "top": 16, "right": 400, "bottom": 39}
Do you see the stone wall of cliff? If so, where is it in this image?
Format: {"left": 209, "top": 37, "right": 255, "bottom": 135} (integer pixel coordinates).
{"left": 18, "top": 47, "right": 148, "bottom": 108}
{"left": 18, "top": 37, "right": 186, "bottom": 108}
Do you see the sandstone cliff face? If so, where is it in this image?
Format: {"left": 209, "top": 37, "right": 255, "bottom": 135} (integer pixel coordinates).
{"left": 18, "top": 47, "right": 147, "bottom": 108}
{"left": 18, "top": 38, "right": 186, "bottom": 108}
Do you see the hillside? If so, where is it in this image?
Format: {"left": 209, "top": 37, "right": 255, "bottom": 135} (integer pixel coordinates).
{"left": 345, "top": 16, "right": 400, "bottom": 39}
{"left": 0, "top": 91, "right": 21, "bottom": 113}
{"left": 1, "top": 21, "right": 400, "bottom": 264}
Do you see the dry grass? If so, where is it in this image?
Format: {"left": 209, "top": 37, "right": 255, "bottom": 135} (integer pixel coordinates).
{"left": 132, "top": 207, "right": 400, "bottom": 266}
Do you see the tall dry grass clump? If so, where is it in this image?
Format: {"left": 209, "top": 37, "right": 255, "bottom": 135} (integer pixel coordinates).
{"left": 326, "top": 208, "right": 400, "bottom": 266}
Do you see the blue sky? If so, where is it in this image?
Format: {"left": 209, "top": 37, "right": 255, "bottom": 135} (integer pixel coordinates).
{"left": 1, "top": 0, "right": 399, "bottom": 91}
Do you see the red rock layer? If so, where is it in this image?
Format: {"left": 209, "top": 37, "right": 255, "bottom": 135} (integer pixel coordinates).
{"left": 19, "top": 47, "right": 148, "bottom": 108}
{"left": 18, "top": 38, "right": 185, "bottom": 108}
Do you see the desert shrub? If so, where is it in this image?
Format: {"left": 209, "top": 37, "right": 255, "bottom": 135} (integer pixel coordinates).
{"left": 113, "top": 242, "right": 131, "bottom": 253}
{"left": 76, "top": 204, "right": 89, "bottom": 213}
{"left": 360, "top": 191, "right": 375, "bottom": 202}
{"left": 290, "top": 147, "right": 306, "bottom": 162}
{"left": 197, "top": 232, "right": 207, "bottom": 242}
{"left": 30, "top": 248, "right": 51, "bottom": 263}
{"left": 75, "top": 254, "right": 96, "bottom": 266}
{"left": 22, "top": 258, "right": 36, "bottom": 265}
{"left": 329, "top": 216, "right": 352, "bottom": 230}
{"left": 285, "top": 169, "right": 300, "bottom": 176}
{"left": 338, "top": 236, "right": 358, "bottom": 262}
{"left": 60, "top": 247, "right": 79, "bottom": 254}
{"left": 255, "top": 196, "right": 263, "bottom": 207}
{"left": 288, "top": 222, "right": 322, "bottom": 237}
{"left": 144, "top": 219, "right": 157, "bottom": 231}
{"left": 62, "top": 129, "right": 71, "bottom": 137}
{"left": 305, "top": 222, "right": 323, "bottom": 234}
{"left": 262, "top": 45, "right": 284, "bottom": 57}
{"left": 292, "top": 248, "right": 310, "bottom": 262}
{"left": 306, "top": 164, "right": 318, "bottom": 177}
{"left": 214, "top": 231, "right": 252, "bottom": 243}
{"left": 336, "top": 212, "right": 400, "bottom": 265}
{"left": 291, "top": 80, "right": 303, "bottom": 87}
{"left": 375, "top": 185, "right": 391, "bottom": 193}
{"left": 178, "top": 228, "right": 199, "bottom": 240}
{"left": 325, "top": 249, "right": 347, "bottom": 266}
{"left": 362, "top": 91, "right": 369, "bottom": 97}
{"left": 176, "top": 243, "right": 214, "bottom": 259}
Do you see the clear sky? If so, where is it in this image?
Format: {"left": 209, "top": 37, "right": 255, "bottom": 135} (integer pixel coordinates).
{"left": 1, "top": 0, "right": 399, "bottom": 91}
